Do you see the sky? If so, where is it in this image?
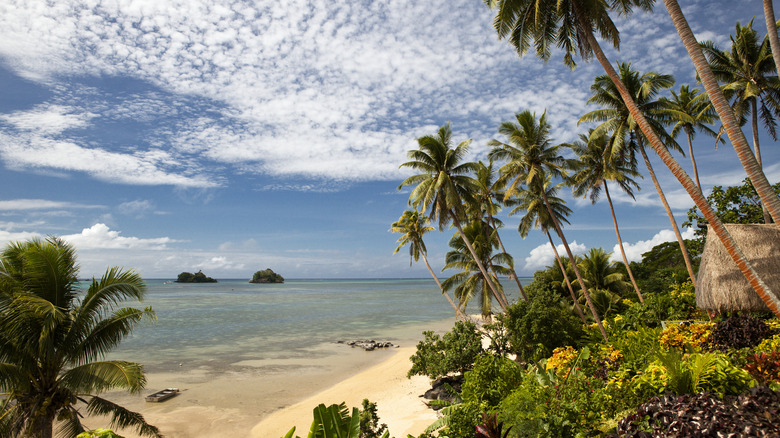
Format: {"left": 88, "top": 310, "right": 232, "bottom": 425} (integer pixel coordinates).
{"left": 0, "top": 0, "right": 778, "bottom": 279}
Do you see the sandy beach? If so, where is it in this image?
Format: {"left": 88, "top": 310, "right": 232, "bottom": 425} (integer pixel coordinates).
{"left": 87, "top": 318, "right": 453, "bottom": 438}
{"left": 251, "top": 346, "right": 437, "bottom": 438}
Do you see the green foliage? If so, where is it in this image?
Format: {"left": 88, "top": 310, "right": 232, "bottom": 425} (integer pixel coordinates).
{"left": 408, "top": 321, "right": 484, "bottom": 380}
{"left": 502, "top": 286, "right": 584, "bottom": 362}
{"left": 176, "top": 270, "right": 217, "bottom": 283}
{"left": 631, "top": 351, "right": 754, "bottom": 399}
{"left": 251, "top": 268, "right": 284, "bottom": 283}
{"left": 359, "top": 399, "right": 388, "bottom": 438}
{"left": 460, "top": 355, "right": 523, "bottom": 408}
{"left": 628, "top": 241, "right": 701, "bottom": 295}
{"left": 684, "top": 177, "right": 780, "bottom": 239}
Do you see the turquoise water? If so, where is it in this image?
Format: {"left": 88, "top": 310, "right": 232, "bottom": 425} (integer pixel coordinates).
{"left": 111, "top": 278, "right": 528, "bottom": 373}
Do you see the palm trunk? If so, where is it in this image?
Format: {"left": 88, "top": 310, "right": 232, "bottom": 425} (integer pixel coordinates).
{"left": 541, "top": 190, "right": 608, "bottom": 341}
{"left": 489, "top": 214, "right": 528, "bottom": 301}
{"left": 451, "top": 212, "right": 508, "bottom": 312}
{"left": 750, "top": 99, "right": 771, "bottom": 223}
{"left": 663, "top": 0, "right": 780, "bottom": 224}
{"left": 763, "top": 0, "right": 780, "bottom": 79}
{"left": 604, "top": 182, "right": 644, "bottom": 302}
{"left": 422, "top": 253, "right": 466, "bottom": 320}
{"left": 636, "top": 136, "right": 697, "bottom": 286}
{"left": 685, "top": 130, "right": 702, "bottom": 192}
{"left": 546, "top": 228, "right": 588, "bottom": 324}
{"left": 582, "top": 5, "right": 780, "bottom": 319}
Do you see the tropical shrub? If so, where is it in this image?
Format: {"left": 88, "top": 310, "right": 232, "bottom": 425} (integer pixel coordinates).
{"left": 615, "top": 386, "right": 780, "bottom": 437}
{"left": 77, "top": 430, "right": 125, "bottom": 438}
{"left": 408, "top": 320, "right": 483, "bottom": 380}
{"left": 631, "top": 351, "right": 753, "bottom": 398}
{"left": 743, "top": 351, "right": 780, "bottom": 387}
{"left": 608, "top": 326, "right": 663, "bottom": 371}
{"left": 709, "top": 314, "right": 774, "bottom": 351}
{"left": 460, "top": 355, "right": 523, "bottom": 407}
{"left": 474, "top": 412, "right": 512, "bottom": 438}
{"left": 658, "top": 321, "right": 713, "bottom": 350}
{"left": 502, "top": 286, "right": 584, "bottom": 362}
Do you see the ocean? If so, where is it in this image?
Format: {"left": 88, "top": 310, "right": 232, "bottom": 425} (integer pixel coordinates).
{"left": 111, "top": 277, "right": 528, "bottom": 373}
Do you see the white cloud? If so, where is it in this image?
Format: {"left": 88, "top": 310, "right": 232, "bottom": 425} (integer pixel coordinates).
{"left": 0, "top": 199, "right": 104, "bottom": 210}
{"left": 524, "top": 240, "right": 587, "bottom": 272}
{"left": 611, "top": 227, "right": 697, "bottom": 263}
{"left": 0, "top": 104, "right": 95, "bottom": 135}
{"left": 117, "top": 199, "right": 156, "bottom": 217}
{"left": 60, "top": 223, "right": 176, "bottom": 250}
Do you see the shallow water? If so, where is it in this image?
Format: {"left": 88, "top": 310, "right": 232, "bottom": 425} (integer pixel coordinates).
{"left": 109, "top": 278, "right": 528, "bottom": 374}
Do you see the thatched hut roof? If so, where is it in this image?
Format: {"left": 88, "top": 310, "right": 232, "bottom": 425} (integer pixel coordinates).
{"left": 696, "top": 224, "right": 780, "bottom": 312}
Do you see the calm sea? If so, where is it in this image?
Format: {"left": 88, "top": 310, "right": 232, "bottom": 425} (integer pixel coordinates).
{"left": 109, "top": 278, "right": 528, "bottom": 373}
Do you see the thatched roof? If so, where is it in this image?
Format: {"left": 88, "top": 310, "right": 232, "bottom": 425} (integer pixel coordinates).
{"left": 696, "top": 224, "right": 780, "bottom": 312}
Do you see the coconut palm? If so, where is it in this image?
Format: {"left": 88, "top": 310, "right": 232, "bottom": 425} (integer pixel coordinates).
{"left": 763, "top": 0, "right": 780, "bottom": 74}
{"left": 569, "top": 129, "right": 644, "bottom": 302}
{"left": 441, "top": 220, "right": 511, "bottom": 319}
{"left": 701, "top": 20, "right": 780, "bottom": 223}
{"left": 0, "top": 237, "right": 160, "bottom": 438}
{"left": 580, "top": 63, "right": 698, "bottom": 287}
{"left": 488, "top": 110, "right": 607, "bottom": 340}
{"left": 391, "top": 209, "right": 465, "bottom": 319}
{"left": 468, "top": 161, "right": 527, "bottom": 302}
{"left": 662, "top": 0, "right": 780, "bottom": 225}
{"left": 398, "top": 123, "right": 507, "bottom": 312}
{"left": 487, "top": 0, "right": 780, "bottom": 320}
{"left": 508, "top": 177, "right": 588, "bottom": 324}
{"left": 658, "top": 85, "right": 722, "bottom": 192}
{"left": 576, "top": 248, "right": 629, "bottom": 318}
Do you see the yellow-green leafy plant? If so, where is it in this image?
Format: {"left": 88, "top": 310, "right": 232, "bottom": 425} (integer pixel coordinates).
{"left": 659, "top": 322, "right": 714, "bottom": 350}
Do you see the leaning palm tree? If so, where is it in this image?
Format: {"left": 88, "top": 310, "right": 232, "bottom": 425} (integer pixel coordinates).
{"left": 662, "top": 0, "right": 780, "bottom": 225}
{"left": 508, "top": 177, "right": 588, "bottom": 324}
{"left": 391, "top": 209, "right": 465, "bottom": 319}
{"left": 486, "top": 0, "right": 780, "bottom": 320}
{"left": 569, "top": 130, "right": 644, "bottom": 302}
{"left": 489, "top": 110, "right": 608, "bottom": 340}
{"left": 659, "top": 85, "right": 722, "bottom": 192}
{"left": 441, "top": 220, "right": 511, "bottom": 320}
{"left": 0, "top": 237, "right": 160, "bottom": 438}
{"left": 398, "top": 123, "right": 506, "bottom": 312}
{"left": 701, "top": 20, "right": 780, "bottom": 223}
{"left": 468, "top": 161, "right": 527, "bottom": 302}
{"left": 762, "top": 0, "right": 780, "bottom": 74}
{"left": 580, "top": 63, "right": 698, "bottom": 287}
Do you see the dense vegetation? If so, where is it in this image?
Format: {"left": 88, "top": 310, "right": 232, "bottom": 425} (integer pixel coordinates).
{"left": 176, "top": 270, "right": 218, "bottom": 283}
{"left": 250, "top": 268, "right": 284, "bottom": 283}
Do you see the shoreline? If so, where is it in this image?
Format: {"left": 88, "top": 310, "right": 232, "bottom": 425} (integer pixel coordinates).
{"left": 91, "top": 317, "right": 454, "bottom": 438}
{"left": 251, "top": 346, "right": 437, "bottom": 438}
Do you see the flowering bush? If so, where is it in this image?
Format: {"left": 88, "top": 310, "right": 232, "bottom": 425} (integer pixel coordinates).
{"left": 659, "top": 321, "right": 713, "bottom": 350}
{"left": 545, "top": 346, "right": 578, "bottom": 376}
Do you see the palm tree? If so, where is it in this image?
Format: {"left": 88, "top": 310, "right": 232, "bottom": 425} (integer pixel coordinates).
{"left": 580, "top": 63, "right": 698, "bottom": 287}
{"left": 662, "top": 0, "right": 780, "bottom": 226}
{"left": 398, "top": 123, "right": 507, "bottom": 312}
{"left": 391, "top": 209, "right": 465, "bottom": 319}
{"left": 659, "top": 85, "right": 722, "bottom": 192}
{"left": 762, "top": 0, "right": 780, "bottom": 74}
{"left": 487, "top": 0, "right": 780, "bottom": 320}
{"left": 441, "top": 220, "right": 511, "bottom": 319}
{"left": 701, "top": 20, "right": 780, "bottom": 223}
{"left": 508, "top": 177, "right": 588, "bottom": 324}
{"left": 0, "top": 237, "right": 160, "bottom": 438}
{"left": 569, "top": 130, "right": 644, "bottom": 302}
{"left": 576, "top": 248, "right": 630, "bottom": 319}
{"left": 488, "top": 110, "right": 608, "bottom": 341}
{"left": 469, "top": 161, "right": 527, "bottom": 301}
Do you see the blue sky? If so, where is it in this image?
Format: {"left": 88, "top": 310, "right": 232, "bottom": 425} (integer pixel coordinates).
{"left": 0, "top": 0, "right": 777, "bottom": 279}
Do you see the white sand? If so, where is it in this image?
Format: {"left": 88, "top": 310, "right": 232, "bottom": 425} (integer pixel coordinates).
{"left": 251, "top": 347, "right": 437, "bottom": 438}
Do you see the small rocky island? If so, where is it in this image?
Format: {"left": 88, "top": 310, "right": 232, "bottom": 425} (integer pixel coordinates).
{"left": 176, "top": 270, "right": 217, "bottom": 283}
{"left": 250, "top": 268, "right": 284, "bottom": 283}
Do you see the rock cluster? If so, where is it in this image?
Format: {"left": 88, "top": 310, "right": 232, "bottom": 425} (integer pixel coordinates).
{"left": 337, "top": 339, "right": 396, "bottom": 351}
{"left": 422, "top": 376, "right": 462, "bottom": 409}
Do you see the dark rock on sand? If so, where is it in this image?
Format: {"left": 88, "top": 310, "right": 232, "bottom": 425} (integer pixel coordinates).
{"left": 337, "top": 339, "right": 396, "bottom": 351}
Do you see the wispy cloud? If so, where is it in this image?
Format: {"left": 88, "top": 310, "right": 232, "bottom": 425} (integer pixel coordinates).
{"left": 0, "top": 199, "right": 104, "bottom": 211}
